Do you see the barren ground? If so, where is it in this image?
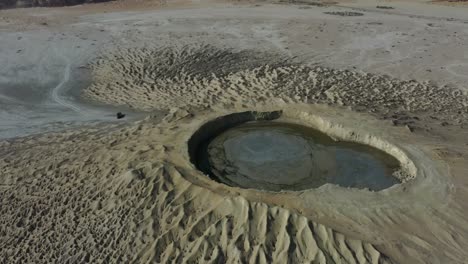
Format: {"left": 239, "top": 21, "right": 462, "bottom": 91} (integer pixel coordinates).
{"left": 1, "top": 0, "right": 468, "bottom": 263}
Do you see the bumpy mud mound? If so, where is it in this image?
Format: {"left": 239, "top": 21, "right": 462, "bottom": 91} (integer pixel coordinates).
{"left": 85, "top": 45, "right": 468, "bottom": 129}
{"left": 0, "top": 109, "right": 394, "bottom": 264}
{"left": 2, "top": 101, "right": 467, "bottom": 263}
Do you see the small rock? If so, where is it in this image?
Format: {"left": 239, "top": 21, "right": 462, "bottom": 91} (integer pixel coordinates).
{"left": 116, "top": 112, "right": 126, "bottom": 119}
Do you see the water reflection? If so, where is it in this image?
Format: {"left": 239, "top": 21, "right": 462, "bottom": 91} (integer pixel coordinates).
{"left": 198, "top": 121, "right": 400, "bottom": 191}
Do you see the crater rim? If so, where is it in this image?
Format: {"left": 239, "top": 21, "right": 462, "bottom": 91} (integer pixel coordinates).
{"left": 187, "top": 109, "right": 417, "bottom": 192}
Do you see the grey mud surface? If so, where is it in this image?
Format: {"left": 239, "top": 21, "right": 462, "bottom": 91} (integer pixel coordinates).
{"left": 0, "top": 25, "right": 147, "bottom": 139}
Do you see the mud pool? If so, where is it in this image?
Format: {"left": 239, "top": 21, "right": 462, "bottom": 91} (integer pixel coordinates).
{"left": 196, "top": 121, "right": 401, "bottom": 191}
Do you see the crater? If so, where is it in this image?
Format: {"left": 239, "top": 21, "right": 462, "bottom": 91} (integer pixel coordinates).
{"left": 188, "top": 110, "right": 410, "bottom": 192}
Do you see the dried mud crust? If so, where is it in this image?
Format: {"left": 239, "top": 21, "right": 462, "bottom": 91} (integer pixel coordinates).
{"left": 0, "top": 115, "right": 394, "bottom": 264}
{"left": 84, "top": 45, "right": 468, "bottom": 129}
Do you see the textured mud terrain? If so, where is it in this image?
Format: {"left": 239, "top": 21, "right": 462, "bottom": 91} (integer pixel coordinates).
{"left": 1, "top": 0, "right": 468, "bottom": 263}
{"left": 0, "top": 108, "right": 396, "bottom": 263}
{"left": 85, "top": 45, "right": 468, "bottom": 129}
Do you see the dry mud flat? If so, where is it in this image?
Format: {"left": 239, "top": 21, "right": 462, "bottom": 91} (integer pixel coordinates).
{"left": 1, "top": 43, "right": 468, "bottom": 264}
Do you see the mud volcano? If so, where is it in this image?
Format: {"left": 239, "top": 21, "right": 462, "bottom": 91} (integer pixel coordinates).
{"left": 189, "top": 111, "right": 402, "bottom": 192}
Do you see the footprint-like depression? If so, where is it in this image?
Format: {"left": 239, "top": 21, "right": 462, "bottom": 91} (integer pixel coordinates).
{"left": 189, "top": 110, "right": 415, "bottom": 192}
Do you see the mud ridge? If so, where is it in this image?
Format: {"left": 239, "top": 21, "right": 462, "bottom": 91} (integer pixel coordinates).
{"left": 85, "top": 45, "right": 468, "bottom": 130}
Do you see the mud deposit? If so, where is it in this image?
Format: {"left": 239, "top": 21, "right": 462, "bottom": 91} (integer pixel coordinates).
{"left": 196, "top": 120, "right": 400, "bottom": 191}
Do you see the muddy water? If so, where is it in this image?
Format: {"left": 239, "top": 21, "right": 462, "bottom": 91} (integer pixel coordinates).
{"left": 198, "top": 121, "right": 400, "bottom": 192}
